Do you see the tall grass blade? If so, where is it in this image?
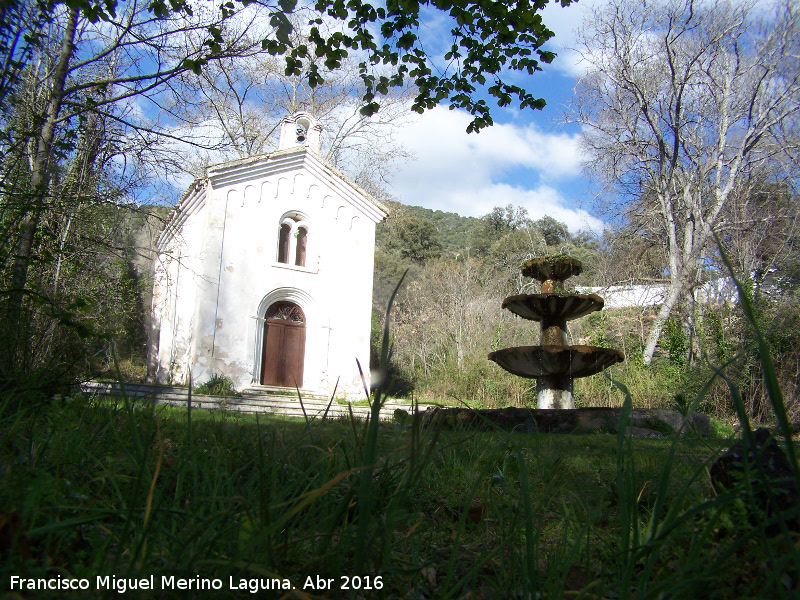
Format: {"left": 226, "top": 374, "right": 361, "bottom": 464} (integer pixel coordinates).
{"left": 295, "top": 383, "right": 311, "bottom": 435}
{"left": 511, "top": 439, "right": 539, "bottom": 595}
{"left": 322, "top": 377, "right": 338, "bottom": 421}
{"left": 354, "top": 269, "right": 407, "bottom": 574}
{"left": 356, "top": 357, "right": 371, "bottom": 408}
{"left": 607, "top": 372, "right": 636, "bottom": 599}
{"left": 713, "top": 231, "right": 799, "bottom": 477}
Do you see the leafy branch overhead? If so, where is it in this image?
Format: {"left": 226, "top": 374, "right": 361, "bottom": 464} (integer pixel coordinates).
{"left": 306, "top": 0, "right": 566, "bottom": 132}
{"left": 56, "top": 0, "right": 567, "bottom": 131}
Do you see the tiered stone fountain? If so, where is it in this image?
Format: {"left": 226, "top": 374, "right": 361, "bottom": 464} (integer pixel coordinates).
{"left": 488, "top": 256, "right": 624, "bottom": 409}
{"left": 422, "top": 259, "right": 709, "bottom": 433}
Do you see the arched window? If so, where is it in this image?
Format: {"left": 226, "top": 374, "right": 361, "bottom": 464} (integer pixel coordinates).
{"left": 266, "top": 301, "right": 305, "bottom": 322}
{"left": 276, "top": 213, "right": 310, "bottom": 267}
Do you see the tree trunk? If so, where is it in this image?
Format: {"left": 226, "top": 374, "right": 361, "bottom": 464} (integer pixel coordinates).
{"left": 3, "top": 8, "right": 79, "bottom": 374}
{"left": 642, "top": 276, "right": 687, "bottom": 365}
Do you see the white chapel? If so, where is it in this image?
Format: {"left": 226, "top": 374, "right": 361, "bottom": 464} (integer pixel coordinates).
{"left": 147, "top": 112, "right": 388, "bottom": 398}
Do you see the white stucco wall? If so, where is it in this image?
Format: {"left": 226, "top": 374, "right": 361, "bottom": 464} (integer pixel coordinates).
{"left": 149, "top": 143, "right": 386, "bottom": 399}
{"left": 576, "top": 278, "right": 738, "bottom": 310}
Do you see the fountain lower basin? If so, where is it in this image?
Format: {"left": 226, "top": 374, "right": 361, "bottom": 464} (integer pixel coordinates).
{"left": 488, "top": 345, "right": 625, "bottom": 378}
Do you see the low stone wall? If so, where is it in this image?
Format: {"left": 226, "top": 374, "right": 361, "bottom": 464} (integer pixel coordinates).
{"left": 421, "top": 406, "right": 711, "bottom": 438}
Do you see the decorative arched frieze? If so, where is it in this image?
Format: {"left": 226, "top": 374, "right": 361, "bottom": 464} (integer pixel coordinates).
{"left": 293, "top": 172, "right": 305, "bottom": 196}
{"left": 226, "top": 188, "right": 241, "bottom": 207}
{"left": 277, "top": 176, "right": 293, "bottom": 199}
{"left": 243, "top": 184, "right": 257, "bottom": 207}
{"left": 259, "top": 180, "right": 272, "bottom": 202}
{"left": 306, "top": 183, "right": 320, "bottom": 203}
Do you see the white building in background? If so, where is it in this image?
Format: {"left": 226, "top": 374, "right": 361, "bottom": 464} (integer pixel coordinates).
{"left": 147, "top": 112, "right": 388, "bottom": 398}
{"left": 578, "top": 278, "right": 738, "bottom": 310}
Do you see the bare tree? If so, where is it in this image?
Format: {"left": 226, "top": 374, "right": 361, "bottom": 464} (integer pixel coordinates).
{"left": 162, "top": 15, "right": 415, "bottom": 198}
{"left": 718, "top": 178, "right": 800, "bottom": 282}
{"left": 0, "top": 0, "right": 267, "bottom": 373}
{"left": 570, "top": 0, "right": 800, "bottom": 363}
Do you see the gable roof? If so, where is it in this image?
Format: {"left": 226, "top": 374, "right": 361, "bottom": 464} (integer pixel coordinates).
{"left": 206, "top": 146, "right": 388, "bottom": 223}
{"left": 157, "top": 146, "right": 389, "bottom": 250}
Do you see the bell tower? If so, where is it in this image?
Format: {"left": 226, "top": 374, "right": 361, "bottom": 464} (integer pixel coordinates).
{"left": 278, "top": 111, "right": 322, "bottom": 153}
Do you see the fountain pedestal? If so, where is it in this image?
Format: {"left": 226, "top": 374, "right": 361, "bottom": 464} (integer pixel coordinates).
{"left": 488, "top": 257, "right": 624, "bottom": 409}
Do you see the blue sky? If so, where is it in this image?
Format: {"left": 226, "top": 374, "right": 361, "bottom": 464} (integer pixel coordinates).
{"left": 386, "top": 0, "right": 606, "bottom": 233}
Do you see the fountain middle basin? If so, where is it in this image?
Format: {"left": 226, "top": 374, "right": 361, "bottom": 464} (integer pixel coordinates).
{"left": 501, "top": 293, "right": 604, "bottom": 322}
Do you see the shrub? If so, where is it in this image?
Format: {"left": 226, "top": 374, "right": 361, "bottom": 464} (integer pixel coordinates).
{"left": 195, "top": 373, "right": 239, "bottom": 396}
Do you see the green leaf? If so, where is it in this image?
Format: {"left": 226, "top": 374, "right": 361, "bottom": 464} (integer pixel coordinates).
{"left": 270, "top": 12, "right": 294, "bottom": 46}
{"left": 359, "top": 102, "right": 381, "bottom": 116}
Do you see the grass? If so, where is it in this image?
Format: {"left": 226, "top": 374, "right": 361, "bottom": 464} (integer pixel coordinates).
{"left": 0, "top": 395, "right": 713, "bottom": 598}
{"left": 2, "top": 391, "right": 797, "bottom": 599}
{"left": 194, "top": 374, "right": 240, "bottom": 397}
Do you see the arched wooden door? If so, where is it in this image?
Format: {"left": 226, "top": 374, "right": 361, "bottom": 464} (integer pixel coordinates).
{"left": 261, "top": 301, "right": 306, "bottom": 387}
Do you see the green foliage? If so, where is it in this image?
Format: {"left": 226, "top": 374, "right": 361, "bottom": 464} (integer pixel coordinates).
{"left": 709, "top": 419, "right": 735, "bottom": 438}
{"left": 306, "top": 0, "right": 569, "bottom": 132}
{"left": 662, "top": 317, "right": 688, "bottom": 369}
{"left": 195, "top": 373, "right": 239, "bottom": 397}
{"left": 585, "top": 312, "right": 609, "bottom": 348}
{"left": 386, "top": 213, "right": 442, "bottom": 264}
{"left": 703, "top": 308, "right": 734, "bottom": 364}
{"left": 483, "top": 204, "right": 532, "bottom": 235}
{"left": 18, "top": 0, "right": 568, "bottom": 133}
{"left": 380, "top": 203, "right": 483, "bottom": 257}
{"left": 534, "top": 215, "right": 570, "bottom": 247}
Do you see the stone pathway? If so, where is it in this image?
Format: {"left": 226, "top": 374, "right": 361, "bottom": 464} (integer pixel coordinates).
{"left": 80, "top": 381, "right": 432, "bottom": 421}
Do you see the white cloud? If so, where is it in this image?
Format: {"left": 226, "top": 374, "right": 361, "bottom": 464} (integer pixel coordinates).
{"left": 389, "top": 106, "right": 602, "bottom": 232}
{"left": 540, "top": 0, "right": 607, "bottom": 77}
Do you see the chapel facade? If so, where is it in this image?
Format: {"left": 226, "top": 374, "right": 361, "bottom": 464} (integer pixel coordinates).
{"left": 147, "top": 112, "right": 387, "bottom": 398}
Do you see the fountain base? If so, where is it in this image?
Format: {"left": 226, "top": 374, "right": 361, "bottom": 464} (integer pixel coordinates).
{"left": 421, "top": 406, "right": 712, "bottom": 437}
{"left": 536, "top": 375, "right": 574, "bottom": 409}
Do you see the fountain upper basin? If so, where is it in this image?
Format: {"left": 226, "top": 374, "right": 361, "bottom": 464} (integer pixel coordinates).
{"left": 521, "top": 257, "right": 583, "bottom": 282}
